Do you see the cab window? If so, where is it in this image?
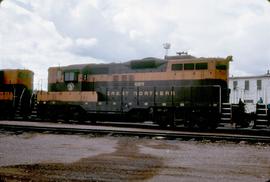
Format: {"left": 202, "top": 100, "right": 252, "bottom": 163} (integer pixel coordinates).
{"left": 64, "top": 72, "right": 78, "bottom": 82}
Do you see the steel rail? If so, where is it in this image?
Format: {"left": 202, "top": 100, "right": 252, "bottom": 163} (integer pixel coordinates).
{"left": 0, "top": 122, "right": 270, "bottom": 143}
{"left": 8, "top": 118, "right": 270, "bottom": 137}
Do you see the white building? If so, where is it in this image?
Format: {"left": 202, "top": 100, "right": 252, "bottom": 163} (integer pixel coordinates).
{"left": 229, "top": 71, "right": 270, "bottom": 113}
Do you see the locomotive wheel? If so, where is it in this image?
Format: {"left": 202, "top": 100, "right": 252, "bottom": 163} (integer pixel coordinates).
{"left": 169, "top": 112, "right": 176, "bottom": 128}
{"left": 183, "top": 113, "right": 195, "bottom": 129}
{"left": 73, "top": 112, "right": 85, "bottom": 123}
{"left": 72, "top": 109, "right": 86, "bottom": 123}
{"left": 208, "top": 122, "right": 218, "bottom": 130}
{"left": 157, "top": 114, "right": 168, "bottom": 128}
{"left": 154, "top": 107, "right": 177, "bottom": 128}
{"left": 207, "top": 114, "right": 219, "bottom": 130}
{"left": 196, "top": 116, "right": 208, "bottom": 130}
{"left": 152, "top": 109, "right": 164, "bottom": 128}
{"left": 198, "top": 116, "right": 219, "bottom": 130}
{"left": 184, "top": 119, "right": 195, "bottom": 129}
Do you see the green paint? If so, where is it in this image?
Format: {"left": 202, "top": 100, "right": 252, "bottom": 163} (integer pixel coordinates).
{"left": 18, "top": 72, "right": 31, "bottom": 79}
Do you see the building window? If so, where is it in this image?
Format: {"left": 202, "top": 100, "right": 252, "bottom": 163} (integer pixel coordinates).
{"left": 257, "top": 80, "right": 262, "bottom": 90}
{"left": 195, "top": 63, "right": 208, "bottom": 70}
{"left": 233, "top": 81, "right": 237, "bottom": 90}
{"left": 184, "top": 63, "right": 194, "bottom": 70}
{"left": 244, "top": 80, "right": 249, "bottom": 91}
{"left": 171, "top": 64, "right": 183, "bottom": 71}
{"left": 244, "top": 99, "right": 253, "bottom": 104}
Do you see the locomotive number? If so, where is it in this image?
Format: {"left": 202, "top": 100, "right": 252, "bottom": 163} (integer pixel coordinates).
{"left": 134, "top": 82, "right": 144, "bottom": 86}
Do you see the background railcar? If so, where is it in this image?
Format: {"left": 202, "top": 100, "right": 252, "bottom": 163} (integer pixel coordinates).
{"left": 0, "top": 69, "right": 34, "bottom": 119}
{"left": 37, "top": 54, "right": 232, "bottom": 128}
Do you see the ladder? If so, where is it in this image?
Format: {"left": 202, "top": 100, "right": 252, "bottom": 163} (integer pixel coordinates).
{"left": 14, "top": 88, "right": 26, "bottom": 119}
{"left": 253, "top": 104, "right": 269, "bottom": 128}
{"left": 29, "top": 92, "right": 38, "bottom": 120}
{"left": 220, "top": 103, "right": 232, "bottom": 123}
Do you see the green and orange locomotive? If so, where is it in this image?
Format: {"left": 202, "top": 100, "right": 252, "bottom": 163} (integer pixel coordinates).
{"left": 35, "top": 54, "right": 232, "bottom": 128}
{"left": 0, "top": 69, "right": 34, "bottom": 119}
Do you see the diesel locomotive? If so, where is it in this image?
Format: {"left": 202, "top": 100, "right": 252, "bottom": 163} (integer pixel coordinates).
{"left": 36, "top": 54, "right": 232, "bottom": 128}
{"left": 0, "top": 69, "right": 34, "bottom": 119}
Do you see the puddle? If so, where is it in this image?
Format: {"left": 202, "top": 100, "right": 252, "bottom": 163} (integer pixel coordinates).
{"left": 0, "top": 137, "right": 163, "bottom": 181}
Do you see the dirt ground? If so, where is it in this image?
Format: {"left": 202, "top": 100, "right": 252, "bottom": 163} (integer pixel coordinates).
{"left": 0, "top": 131, "right": 269, "bottom": 182}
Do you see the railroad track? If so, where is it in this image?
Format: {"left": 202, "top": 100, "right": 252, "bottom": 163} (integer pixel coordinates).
{"left": 9, "top": 118, "right": 270, "bottom": 136}
{"left": 0, "top": 121, "right": 270, "bottom": 143}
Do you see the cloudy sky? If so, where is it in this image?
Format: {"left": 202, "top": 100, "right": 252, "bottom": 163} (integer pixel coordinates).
{"left": 1, "top": 0, "right": 270, "bottom": 89}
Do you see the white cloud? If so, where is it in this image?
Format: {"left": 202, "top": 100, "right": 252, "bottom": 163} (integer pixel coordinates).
{"left": 75, "top": 38, "right": 98, "bottom": 49}
{"left": 1, "top": 0, "right": 270, "bottom": 90}
{"left": 0, "top": 0, "right": 102, "bottom": 90}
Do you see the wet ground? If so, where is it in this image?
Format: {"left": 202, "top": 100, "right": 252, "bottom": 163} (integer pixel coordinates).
{"left": 0, "top": 131, "right": 269, "bottom": 182}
